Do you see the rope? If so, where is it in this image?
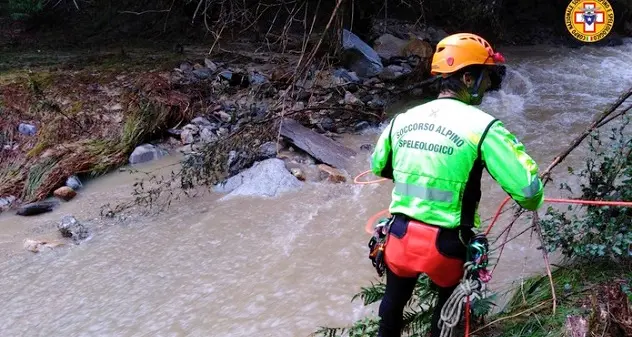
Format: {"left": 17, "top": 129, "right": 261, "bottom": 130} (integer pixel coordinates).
{"left": 354, "top": 169, "right": 388, "bottom": 184}
{"left": 438, "top": 262, "right": 483, "bottom": 337}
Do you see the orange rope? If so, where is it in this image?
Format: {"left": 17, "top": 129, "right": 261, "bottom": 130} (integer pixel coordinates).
{"left": 354, "top": 169, "right": 388, "bottom": 184}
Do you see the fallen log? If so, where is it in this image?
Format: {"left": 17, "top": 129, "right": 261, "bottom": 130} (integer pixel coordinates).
{"left": 279, "top": 118, "right": 357, "bottom": 170}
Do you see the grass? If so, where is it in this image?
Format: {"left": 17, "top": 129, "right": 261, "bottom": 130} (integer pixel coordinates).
{"left": 0, "top": 39, "right": 204, "bottom": 204}
{"left": 0, "top": 73, "right": 193, "bottom": 203}
{"left": 480, "top": 259, "right": 632, "bottom": 337}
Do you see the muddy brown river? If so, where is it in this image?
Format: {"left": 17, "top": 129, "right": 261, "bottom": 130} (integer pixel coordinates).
{"left": 1, "top": 40, "right": 632, "bottom": 336}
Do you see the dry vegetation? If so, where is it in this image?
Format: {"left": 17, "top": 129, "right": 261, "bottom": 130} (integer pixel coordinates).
{"left": 0, "top": 67, "right": 195, "bottom": 203}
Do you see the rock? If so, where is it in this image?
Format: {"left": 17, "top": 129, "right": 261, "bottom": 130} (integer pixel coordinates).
{"left": 16, "top": 200, "right": 59, "bottom": 216}
{"left": 318, "top": 164, "right": 347, "bottom": 183}
{"left": 341, "top": 29, "right": 384, "bottom": 78}
{"left": 191, "top": 116, "right": 213, "bottom": 126}
{"left": 363, "top": 77, "right": 382, "bottom": 86}
{"left": 344, "top": 91, "right": 363, "bottom": 105}
{"left": 54, "top": 186, "right": 77, "bottom": 201}
{"left": 214, "top": 158, "right": 302, "bottom": 199}
{"left": 227, "top": 150, "right": 250, "bottom": 175}
{"left": 23, "top": 239, "right": 65, "bottom": 253}
{"left": 258, "top": 141, "right": 278, "bottom": 159}
{"left": 373, "top": 34, "right": 408, "bottom": 60}
{"left": 215, "top": 111, "right": 232, "bottom": 123}
{"left": 378, "top": 65, "right": 404, "bottom": 81}
{"left": 217, "top": 127, "right": 229, "bottom": 138}
{"left": 249, "top": 73, "right": 267, "bottom": 85}
{"left": 292, "top": 101, "right": 305, "bottom": 111}
{"left": 278, "top": 147, "right": 316, "bottom": 165}
{"left": 193, "top": 68, "right": 212, "bottom": 79}
{"left": 58, "top": 215, "right": 90, "bottom": 242}
{"left": 290, "top": 167, "right": 306, "bottom": 181}
{"left": 318, "top": 117, "right": 335, "bottom": 132}
{"left": 0, "top": 195, "right": 16, "bottom": 211}
{"left": 199, "top": 127, "right": 218, "bottom": 143}
{"left": 402, "top": 38, "right": 433, "bottom": 60}
{"left": 129, "top": 144, "right": 166, "bottom": 165}
{"left": 368, "top": 97, "right": 387, "bottom": 109}
{"left": 65, "top": 175, "right": 82, "bottom": 190}
{"left": 167, "top": 128, "right": 182, "bottom": 138}
{"left": 204, "top": 58, "right": 218, "bottom": 72}
{"left": 354, "top": 121, "right": 371, "bottom": 132}
{"left": 181, "top": 129, "right": 195, "bottom": 144}
{"left": 180, "top": 62, "right": 193, "bottom": 72}
{"left": 18, "top": 123, "right": 37, "bottom": 136}
{"left": 218, "top": 70, "right": 233, "bottom": 81}
{"left": 183, "top": 123, "right": 200, "bottom": 133}
{"left": 333, "top": 68, "right": 361, "bottom": 83}
{"left": 425, "top": 27, "right": 448, "bottom": 44}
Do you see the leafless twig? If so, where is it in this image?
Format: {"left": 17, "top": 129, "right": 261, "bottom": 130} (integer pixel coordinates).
{"left": 119, "top": 10, "right": 171, "bottom": 15}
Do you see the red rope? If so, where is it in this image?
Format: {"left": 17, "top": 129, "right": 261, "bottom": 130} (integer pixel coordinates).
{"left": 357, "top": 171, "right": 632, "bottom": 336}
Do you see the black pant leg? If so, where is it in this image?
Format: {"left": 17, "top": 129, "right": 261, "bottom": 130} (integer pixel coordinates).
{"left": 377, "top": 267, "right": 419, "bottom": 337}
{"left": 430, "top": 283, "right": 457, "bottom": 337}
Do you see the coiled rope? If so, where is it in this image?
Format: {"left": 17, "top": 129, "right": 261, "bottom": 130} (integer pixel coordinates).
{"left": 438, "top": 263, "right": 482, "bottom": 337}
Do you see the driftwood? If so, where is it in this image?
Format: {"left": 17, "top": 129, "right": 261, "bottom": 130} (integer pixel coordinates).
{"left": 279, "top": 118, "right": 357, "bottom": 170}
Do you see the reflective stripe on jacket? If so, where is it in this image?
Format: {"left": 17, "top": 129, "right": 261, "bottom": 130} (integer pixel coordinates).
{"left": 370, "top": 97, "right": 544, "bottom": 229}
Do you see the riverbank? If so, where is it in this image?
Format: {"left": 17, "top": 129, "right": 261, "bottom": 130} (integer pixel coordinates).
{"left": 0, "top": 24, "right": 459, "bottom": 213}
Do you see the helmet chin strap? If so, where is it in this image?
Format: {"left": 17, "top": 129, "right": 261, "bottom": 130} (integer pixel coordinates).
{"left": 468, "top": 70, "right": 485, "bottom": 102}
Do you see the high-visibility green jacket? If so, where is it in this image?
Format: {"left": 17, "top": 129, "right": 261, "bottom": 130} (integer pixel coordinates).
{"left": 371, "top": 97, "right": 544, "bottom": 229}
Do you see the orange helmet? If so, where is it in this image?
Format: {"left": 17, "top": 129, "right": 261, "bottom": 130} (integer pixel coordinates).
{"left": 430, "top": 33, "right": 505, "bottom": 76}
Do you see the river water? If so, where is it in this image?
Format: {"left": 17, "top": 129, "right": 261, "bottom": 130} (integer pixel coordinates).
{"left": 1, "top": 40, "right": 631, "bottom": 337}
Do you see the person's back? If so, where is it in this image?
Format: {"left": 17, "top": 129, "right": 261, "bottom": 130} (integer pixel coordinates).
{"left": 372, "top": 97, "right": 544, "bottom": 230}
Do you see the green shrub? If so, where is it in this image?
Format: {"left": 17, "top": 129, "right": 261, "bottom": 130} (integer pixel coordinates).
{"left": 540, "top": 114, "right": 632, "bottom": 260}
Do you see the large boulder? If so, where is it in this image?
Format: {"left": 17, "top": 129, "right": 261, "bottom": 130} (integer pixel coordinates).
{"left": 373, "top": 34, "right": 408, "bottom": 60}
{"left": 213, "top": 158, "right": 303, "bottom": 200}
{"left": 129, "top": 144, "right": 167, "bottom": 165}
{"left": 58, "top": 215, "right": 90, "bottom": 243}
{"left": 341, "top": 29, "right": 384, "bottom": 78}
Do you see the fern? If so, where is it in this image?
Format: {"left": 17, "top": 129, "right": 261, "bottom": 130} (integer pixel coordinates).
{"left": 351, "top": 280, "right": 386, "bottom": 306}
{"left": 471, "top": 294, "right": 498, "bottom": 318}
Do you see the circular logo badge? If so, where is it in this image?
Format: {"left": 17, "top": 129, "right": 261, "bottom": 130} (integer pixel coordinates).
{"left": 565, "top": 0, "right": 615, "bottom": 42}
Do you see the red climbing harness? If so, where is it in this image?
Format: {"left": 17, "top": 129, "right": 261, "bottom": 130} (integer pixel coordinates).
{"left": 384, "top": 219, "right": 467, "bottom": 288}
